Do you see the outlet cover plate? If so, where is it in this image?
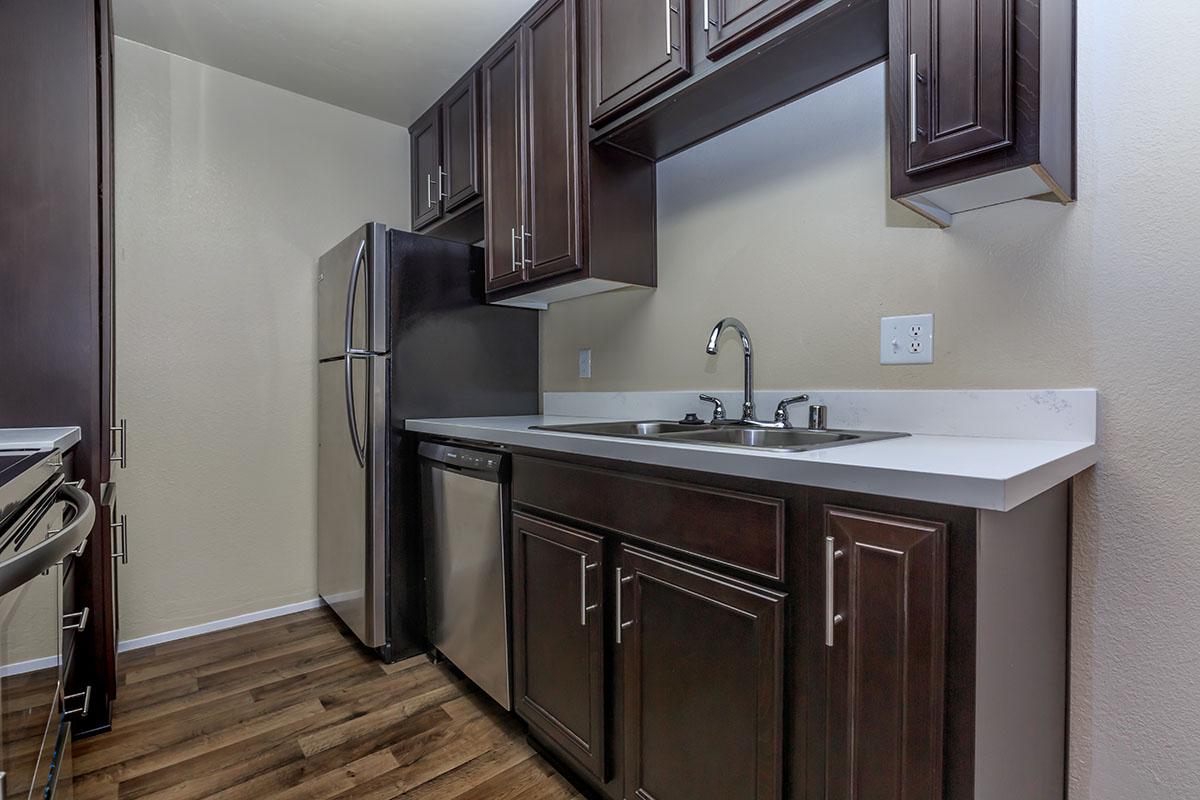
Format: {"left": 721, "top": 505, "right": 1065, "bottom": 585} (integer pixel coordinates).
{"left": 881, "top": 314, "right": 934, "bottom": 365}
{"left": 578, "top": 348, "right": 592, "bottom": 379}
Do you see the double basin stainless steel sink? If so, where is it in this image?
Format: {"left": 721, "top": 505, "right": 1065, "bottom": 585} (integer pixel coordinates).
{"left": 531, "top": 420, "right": 908, "bottom": 453}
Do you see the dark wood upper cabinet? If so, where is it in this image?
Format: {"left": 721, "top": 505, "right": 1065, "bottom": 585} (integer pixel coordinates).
{"left": 409, "top": 105, "right": 442, "bottom": 230}
{"left": 619, "top": 545, "right": 784, "bottom": 800}
{"left": 903, "top": 0, "right": 1012, "bottom": 174}
{"left": 482, "top": 33, "right": 526, "bottom": 293}
{"left": 889, "top": 0, "right": 1075, "bottom": 226}
{"left": 587, "top": 0, "right": 690, "bottom": 126}
{"left": 824, "top": 506, "right": 947, "bottom": 800}
{"left": 512, "top": 513, "right": 608, "bottom": 781}
{"left": 441, "top": 72, "right": 482, "bottom": 212}
{"left": 481, "top": 0, "right": 657, "bottom": 304}
{"left": 523, "top": 0, "right": 583, "bottom": 282}
{"left": 703, "top": 0, "right": 822, "bottom": 60}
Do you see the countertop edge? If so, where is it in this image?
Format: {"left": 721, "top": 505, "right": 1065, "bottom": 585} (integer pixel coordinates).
{"left": 406, "top": 418, "right": 1096, "bottom": 512}
{"left": 0, "top": 426, "right": 82, "bottom": 453}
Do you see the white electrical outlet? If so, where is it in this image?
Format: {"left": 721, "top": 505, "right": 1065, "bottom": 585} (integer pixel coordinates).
{"left": 881, "top": 314, "right": 934, "bottom": 365}
{"left": 578, "top": 348, "right": 592, "bottom": 379}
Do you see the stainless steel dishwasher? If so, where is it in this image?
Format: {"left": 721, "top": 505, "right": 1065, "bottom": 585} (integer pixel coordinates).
{"left": 418, "top": 441, "right": 512, "bottom": 710}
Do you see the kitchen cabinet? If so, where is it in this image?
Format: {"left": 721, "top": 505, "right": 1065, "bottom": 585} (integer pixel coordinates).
{"left": 703, "top": 0, "right": 821, "bottom": 60}
{"left": 824, "top": 506, "right": 946, "bottom": 800}
{"left": 481, "top": 0, "right": 657, "bottom": 306}
{"left": 482, "top": 32, "right": 525, "bottom": 292}
{"left": 0, "top": 0, "right": 120, "bottom": 737}
{"left": 618, "top": 545, "right": 784, "bottom": 800}
{"left": 889, "top": 0, "right": 1075, "bottom": 226}
{"left": 441, "top": 72, "right": 482, "bottom": 211}
{"left": 410, "top": 71, "right": 484, "bottom": 235}
{"left": 587, "top": 0, "right": 690, "bottom": 126}
{"left": 512, "top": 513, "right": 608, "bottom": 781}
{"left": 410, "top": 105, "right": 442, "bottom": 230}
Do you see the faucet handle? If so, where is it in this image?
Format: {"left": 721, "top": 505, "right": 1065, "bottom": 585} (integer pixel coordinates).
{"left": 698, "top": 395, "right": 727, "bottom": 423}
{"left": 774, "top": 395, "right": 810, "bottom": 426}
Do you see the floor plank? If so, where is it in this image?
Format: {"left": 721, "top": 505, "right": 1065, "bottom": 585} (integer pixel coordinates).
{"left": 75, "top": 606, "right": 583, "bottom": 799}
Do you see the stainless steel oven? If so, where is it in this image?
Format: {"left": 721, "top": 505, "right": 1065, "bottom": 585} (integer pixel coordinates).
{"left": 0, "top": 453, "right": 94, "bottom": 800}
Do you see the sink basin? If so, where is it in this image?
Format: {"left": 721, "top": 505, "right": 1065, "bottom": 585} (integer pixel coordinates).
{"left": 531, "top": 420, "right": 715, "bottom": 437}
{"left": 531, "top": 420, "right": 908, "bottom": 453}
{"left": 659, "top": 427, "right": 906, "bottom": 451}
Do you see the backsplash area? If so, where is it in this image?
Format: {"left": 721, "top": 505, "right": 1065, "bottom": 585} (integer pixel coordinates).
{"left": 542, "top": 390, "right": 1097, "bottom": 442}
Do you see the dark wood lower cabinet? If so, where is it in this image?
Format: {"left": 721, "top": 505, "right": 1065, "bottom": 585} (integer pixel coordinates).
{"left": 619, "top": 545, "right": 784, "bottom": 800}
{"left": 512, "top": 513, "right": 608, "bottom": 781}
{"left": 824, "top": 506, "right": 947, "bottom": 800}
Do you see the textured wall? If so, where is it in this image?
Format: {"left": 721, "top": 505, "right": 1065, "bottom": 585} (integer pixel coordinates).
{"left": 542, "top": 5, "right": 1200, "bottom": 799}
{"left": 114, "top": 38, "right": 409, "bottom": 640}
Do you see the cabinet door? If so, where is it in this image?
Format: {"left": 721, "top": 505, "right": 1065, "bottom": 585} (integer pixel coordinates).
{"left": 824, "top": 507, "right": 946, "bottom": 800}
{"left": 588, "top": 0, "right": 690, "bottom": 126}
{"left": 482, "top": 33, "right": 527, "bottom": 292}
{"left": 512, "top": 513, "right": 607, "bottom": 780}
{"left": 902, "top": 0, "right": 1013, "bottom": 174}
{"left": 619, "top": 546, "right": 784, "bottom": 800}
{"left": 522, "top": 0, "right": 583, "bottom": 282}
{"left": 442, "top": 72, "right": 482, "bottom": 211}
{"left": 410, "top": 105, "right": 442, "bottom": 230}
{"left": 703, "top": 0, "right": 819, "bottom": 60}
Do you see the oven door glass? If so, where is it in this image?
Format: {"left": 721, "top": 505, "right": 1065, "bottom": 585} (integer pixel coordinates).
{"left": 1, "top": 517, "right": 63, "bottom": 799}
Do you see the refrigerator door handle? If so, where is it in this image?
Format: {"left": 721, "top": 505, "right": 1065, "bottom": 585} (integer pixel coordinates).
{"left": 343, "top": 239, "right": 367, "bottom": 355}
{"left": 343, "top": 354, "right": 367, "bottom": 469}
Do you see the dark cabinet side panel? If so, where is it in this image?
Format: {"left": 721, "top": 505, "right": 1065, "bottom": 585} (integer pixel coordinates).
{"left": 588, "top": 0, "right": 691, "bottom": 126}
{"left": 442, "top": 71, "right": 482, "bottom": 211}
{"left": 523, "top": 0, "right": 584, "bottom": 281}
{"left": 620, "top": 545, "right": 784, "bottom": 800}
{"left": 824, "top": 506, "right": 947, "bottom": 800}
{"left": 482, "top": 34, "right": 527, "bottom": 292}
{"left": 512, "top": 513, "right": 608, "bottom": 780}
{"left": 410, "top": 106, "right": 442, "bottom": 229}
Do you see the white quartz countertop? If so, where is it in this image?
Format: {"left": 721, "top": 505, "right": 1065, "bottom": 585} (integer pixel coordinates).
{"left": 405, "top": 415, "right": 1098, "bottom": 512}
{"left": 0, "top": 427, "right": 82, "bottom": 453}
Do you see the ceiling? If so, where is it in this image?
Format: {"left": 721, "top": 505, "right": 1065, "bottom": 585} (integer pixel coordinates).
{"left": 113, "top": 0, "right": 532, "bottom": 127}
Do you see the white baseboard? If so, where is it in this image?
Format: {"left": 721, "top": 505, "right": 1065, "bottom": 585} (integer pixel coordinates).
{"left": 0, "top": 654, "right": 60, "bottom": 678}
{"left": 117, "top": 597, "right": 325, "bottom": 654}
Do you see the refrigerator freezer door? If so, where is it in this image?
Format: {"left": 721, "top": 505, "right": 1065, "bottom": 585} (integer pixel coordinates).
{"left": 317, "top": 224, "right": 388, "bottom": 361}
{"left": 317, "top": 355, "right": 387, "bottom": 648}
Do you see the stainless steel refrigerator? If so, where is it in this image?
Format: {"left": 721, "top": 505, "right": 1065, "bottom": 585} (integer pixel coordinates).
{"left": 317, "top": 223, "right": 538, "bottom": 660}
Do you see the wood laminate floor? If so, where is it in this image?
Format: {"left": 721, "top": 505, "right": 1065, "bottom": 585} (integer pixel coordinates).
{"left": 74, "top": 607, "right": 583, "bottom": 799}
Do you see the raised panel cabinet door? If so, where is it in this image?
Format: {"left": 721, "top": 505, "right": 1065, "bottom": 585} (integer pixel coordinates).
{"left": 903, "top": 0, "right": 1013, "bottom": 174}
{"left": 619, "top": 545, "right": 784, "bottom": 800}
{"left": 522, "top": 0, "right": 583, "bottom": 282}
{"left": 442, "top": 71, "right": 482, "bottom": 211}
{"left": 512, "top": 513, "right": 607, "bottom": 780}
{"left": 702, "top": 0, "right": 820, "bottom": 60}
{"left": 588, "top": 0, "right": 690, "bottom": 126}
{"left": 410, "top": 105, "right": 442, "bottom": 229}
{"left": 482, "top": 33, "right": 527, "bottom": 292}
{"left": 824, "top": 506, "right": 947, "bottom": 800}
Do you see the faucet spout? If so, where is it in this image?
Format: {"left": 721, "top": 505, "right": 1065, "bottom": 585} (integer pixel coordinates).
{"left": 706, "top": 318, "right": 755, "bottom": 422}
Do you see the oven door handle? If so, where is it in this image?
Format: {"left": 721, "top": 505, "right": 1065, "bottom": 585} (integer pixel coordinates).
{"left": 0, "top": 484, "right": 95, "bottom": 596}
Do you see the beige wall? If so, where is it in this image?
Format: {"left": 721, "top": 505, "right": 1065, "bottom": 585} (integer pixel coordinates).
{"left": 543, "top": 6, "right": 1200, "bottom": 800}
{"left": 114, "top": 38, "right": 409, "bottom": 641}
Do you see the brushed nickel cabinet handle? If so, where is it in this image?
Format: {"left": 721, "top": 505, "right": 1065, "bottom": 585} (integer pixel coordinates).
{"left": 579, "top": 557, "right": 599, "bottom": 626}
{"left": 908, "top": 52, "right": 919, "bottom": 144}
{"left": 111, "top": 417, "right": 127, "bottom": 468}
{"left": 439, "top": 167, "right": 449, "bottom": 199}
{"left": 825, "top": 535, "right": 844, "bottom": 647}
{"left": 63, "top": 685, "right": 92, "bottom": 717}
{"left": 703, "top": 0, "right": 711, "bottom": 30}
{"left": 615, "top": 567, "right": 634, "bottom": 643}
{"left": 63, "top": 607, "right": 89, "bottom": 633}
{"left": 111, "top": 512, "right": 128, "bottom": 565}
